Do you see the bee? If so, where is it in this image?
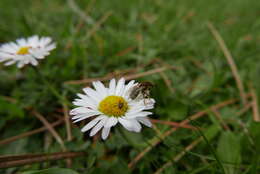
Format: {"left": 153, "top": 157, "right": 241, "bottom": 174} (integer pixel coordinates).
{"left": 129, "top": 82, "right": 153, "bottom": 101}
{"left": 118, "top": 102, "right": 124, "bottom": 109}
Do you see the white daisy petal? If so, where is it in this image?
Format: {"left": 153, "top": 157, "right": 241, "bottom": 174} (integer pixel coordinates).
{"left": 28, "top": 35, "right": 39, "bottom": 45}
{"left": 72, "top": 99, "right": 97, "bottom": 110}
{"left": 137, "top": 117, "right": 152, "bottom": 127}
{"left": 127, "top": 105, "right": 146, "bottom": 114}
{"left": 102, "top": 127, "right": 111, "bottom": 140}
{"left": 17, "top": 61, "right": 25, "bottom": 68}
{"left": 9, "top": 42, "right": 19, "bottom": 49}
{"left": 70, "top": 107, "right": 95, "bottom": 115}
{"left": 115, "top": 78, "right": 125, "bottom": 96}
{"left": 104, "top": 117, "right": 118, "bottom": 128}
{"left": 0, "top": 58, "right": 7, "bottom": 62}
{"left": 108, "top": 78, "right": 116, "bottom": 95}
{"left": 0, "top": 52, "right": 14, "bottom": 58}
{"left": 126, "top": 111, "right": 153, "bottom": 118}
{"left": 72, "top": 100, "right": 90, "bottom": 107}
{"left": 92, "top": 81, "right": 107, "bottom": 98}
{"left": 77, "top": 93, "right": 88, "bottom": 99}
{"left": 40, "top": 37, "right": 52, "bottom": 46}
{"left": 129, "top": 119, "right": 142, "bottom": 132}
{"left": 4, "top": 60, "right": 16, "bottom": 66}
{"left": 30, "top": 50, "right": 44, "bottom": 59}
{"left": 76, "top": 93, "right": 97, "bottom": 108}
{"left": 118, "top": 118, "right": 135, "bottom": 131}
{"left": 71, "top": 112, "right": 97, "bottom": 120}
{"left": 83, "top": 87, "right": 103, "bottom": 103}
{"left": 45, "top": 44, "right": 56, "bottom": 51}
{"left": 89, "top": 117, "right": 108, "bottom": 136}
{"left": 29, "top": 56, "right": 38, "bottom": 66}
{"left": 17, "top": 38, "right": 27, "bottom": 46}
{"left": 81, "top": 115, "right": 106, "bottom": 132}
{"left": 72, "top": 112, "right": 100, "bottom": 123}
{"left": 23, "top": 55, "right": 31, "bottom": 64}
{"left": 2, "top": 43, "right": 17, "bottom": 52}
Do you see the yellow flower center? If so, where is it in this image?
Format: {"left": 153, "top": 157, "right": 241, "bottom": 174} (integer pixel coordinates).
{"left": 98, "top": 96, "right": 128, "bottom": 117}
{"left": 16, "top": 46, "right": 31, "bottom": 55}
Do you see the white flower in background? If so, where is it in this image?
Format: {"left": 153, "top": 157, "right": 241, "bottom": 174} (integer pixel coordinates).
{"left": 70, "top": 78, "right": 155, "bottom": 140}
{"left": 0, "top": 35, "right": 56, "bottom": 68}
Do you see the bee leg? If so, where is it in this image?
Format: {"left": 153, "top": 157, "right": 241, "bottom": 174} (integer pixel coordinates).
{"left": 143, "top": 96, "right": 149, "bottom": 105}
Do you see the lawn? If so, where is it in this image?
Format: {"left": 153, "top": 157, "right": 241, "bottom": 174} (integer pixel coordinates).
{"left": 0, "top": 0, "right": 260, "bottom": 173}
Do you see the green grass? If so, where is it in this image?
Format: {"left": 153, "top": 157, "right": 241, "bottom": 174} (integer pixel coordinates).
{"left": 0, "top": 0, "right": 260, "bottom": 173}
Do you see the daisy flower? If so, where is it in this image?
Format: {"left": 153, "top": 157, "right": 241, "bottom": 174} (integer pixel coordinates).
{"left": 0, "top": 35, "right": 56, "bottom": 68}
{"left": 70, "top": 78, "right": 155, "bottom": 140}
